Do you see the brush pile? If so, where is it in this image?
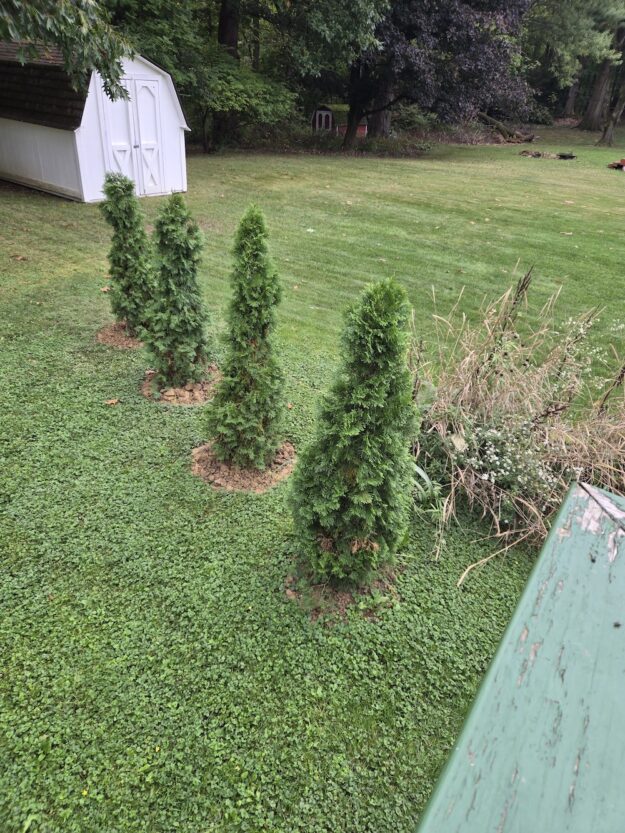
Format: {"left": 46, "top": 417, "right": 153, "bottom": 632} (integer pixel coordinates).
{"left": 412, "top": 271, "right": 625, "bottom": 574}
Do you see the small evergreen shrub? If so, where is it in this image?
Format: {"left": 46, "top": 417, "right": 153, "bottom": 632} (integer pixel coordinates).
{"left": 100, "top": 173, "right": 155, "bottom": 335}
{"left": 142, "top": 194, "right": 211, "bottom": 387}
{"left": 290, "top": 279, "right": 416, "bottom": 585}
{"left": 207, "top": 205, "right": 284, "bottom": 469}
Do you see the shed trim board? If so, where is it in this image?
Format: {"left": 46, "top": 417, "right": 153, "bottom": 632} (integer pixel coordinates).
{"left": 415, "top": 482, "right": 625, "bottom": 833}
{"left": 0, "top": 48, "right": 188, "bottom": 202}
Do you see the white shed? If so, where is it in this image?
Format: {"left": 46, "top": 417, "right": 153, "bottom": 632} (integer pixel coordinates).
{"left": 0, "top": 43, "right": 189, "bottom": 202}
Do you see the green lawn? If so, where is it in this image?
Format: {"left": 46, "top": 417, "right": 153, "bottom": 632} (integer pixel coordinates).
{"left": 1, "top": 128, "right": 623, "bottom": 833}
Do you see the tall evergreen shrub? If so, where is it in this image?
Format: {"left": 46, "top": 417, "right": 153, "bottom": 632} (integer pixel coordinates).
{"left": 143, "top": 194, "right": 211, "bottom": 386}
{"left": 207, "top": 205, "right": 284, "bottom": 469}
{"left": 290, "top": 279, "right": 416, "bottom": 585}
{"left": 100, "top": 173, "right": 154, "bottom": 335}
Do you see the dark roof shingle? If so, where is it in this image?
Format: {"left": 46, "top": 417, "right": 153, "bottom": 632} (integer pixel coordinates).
{"left": 0, "top": 41, "right": 87, "bottom": 131}
{"left": 0, "top": 41, "right": 64, "bottom": 66}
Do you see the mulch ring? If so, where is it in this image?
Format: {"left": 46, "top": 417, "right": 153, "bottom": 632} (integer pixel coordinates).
{"left": 191, "top": 441, "right": 296, "bottom": 493}
{"left": 285, "top": 567, "right": 401, "bottom": 623}
{"left": 96, "top": 321, "right": 143, "bottom": 349}
{"left": 141, "top": 364, "right": 221, "bottom": 406}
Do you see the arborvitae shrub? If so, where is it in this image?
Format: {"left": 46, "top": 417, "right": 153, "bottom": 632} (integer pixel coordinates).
{"left": 100, "top": 173, "right": 155, "bottom": 335}
{"left": 290, "top": 279, "right": 416, "bottom": 585}
{"left": 142, "top": 194, "right": 211, "bottom": 387}
{"left": 207, "top": 205, "right": 284, "bottom": 469}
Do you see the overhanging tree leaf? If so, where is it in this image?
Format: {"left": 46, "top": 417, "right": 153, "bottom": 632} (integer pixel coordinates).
{"left": 1, "top": 0, "right": 130, "bottom": 98}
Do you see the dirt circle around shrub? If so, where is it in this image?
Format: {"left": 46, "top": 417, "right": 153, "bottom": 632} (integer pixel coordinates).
{"left": 285, "top": 568, "right": 400, "bottom": 623}
{"left": 141, "top": 365, "right": 221, "bottom": 406}
{"left": 191, "top": 441, "right": 296, "bottom": 493}
{"left": 96, "top": 321, "right": 143, "bottom": 349}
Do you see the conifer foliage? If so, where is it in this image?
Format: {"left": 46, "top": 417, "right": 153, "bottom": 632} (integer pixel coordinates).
{"left": 142, "top": 194, "right": 211, "bottom": 387}
{"left": 100, "top": 173, "right": 155, "bottom": 336}
{"left": 290, "top": 279, "right": 415, "bottom": 585}
{"left": 207, "top": 205, "right": 284, "bottom": 469}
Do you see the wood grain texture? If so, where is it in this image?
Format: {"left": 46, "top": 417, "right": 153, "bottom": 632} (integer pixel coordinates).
{"left": 416, "top": 483, "right": 625, "bottom": 833}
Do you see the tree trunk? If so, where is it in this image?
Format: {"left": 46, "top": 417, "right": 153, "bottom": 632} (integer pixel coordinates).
{"left": 251, "top": 9, "right": 260, "bottom": 70}
{"left": 368, "top": 80, "right": 394, "bottom": 138}
{"left": 368, "top": 107, "right": 391, "bottom": 138}
{"left": 563, "top": 79, "right": 580, "bottom": 118}
{"left": 218, "top": 0, "right": 240, "bottom": 57}
{"left": 597, "top": 77, "right": 625, "bottom": 146}
{"left": 579, "top": 60, "right": 613, "bottom": 131}
{"left": 342, "top": 105, "right": 364, "bottom": 149}
{"left": 202, "top": 108, "right": 211, "bottom": 153}
{"left": 342, "top": 62, "right": 372, "bottom": 150}
{"left": 212, "top": 0, "right": 241, "bottom": 147}
{"left": 212, "top": 112, "right": 240, "bottom": 148}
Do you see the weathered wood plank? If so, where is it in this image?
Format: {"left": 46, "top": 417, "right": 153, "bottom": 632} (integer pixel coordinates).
{"left": 416, "top": 483, "right": 625, "bottom": 833}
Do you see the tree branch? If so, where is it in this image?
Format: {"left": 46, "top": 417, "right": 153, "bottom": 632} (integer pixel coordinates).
{"left": 362, "top": 94, "right": 404, "bottom": 118}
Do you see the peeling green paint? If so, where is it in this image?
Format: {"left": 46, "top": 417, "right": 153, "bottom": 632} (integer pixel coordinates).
{"left": 416, "top": 483, "right": 625, "bottom": 833}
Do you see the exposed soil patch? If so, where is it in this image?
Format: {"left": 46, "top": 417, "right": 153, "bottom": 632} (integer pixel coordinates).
{"left": 141, "top": 365, "right": 221, "bottom": 406}
{"left": 285, "top": 567, "right": 401, "bottom": 623}
{"left": 96, "top": 321, "right": 143, "bottom": 350}
{"left": 191, "top": 441, "right": 296, "bottom": 492}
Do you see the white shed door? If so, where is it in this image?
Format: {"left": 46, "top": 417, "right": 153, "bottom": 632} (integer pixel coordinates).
{"left": 134, "top": 80, "right": 163, "bottom": 195}
{"left": 101, "top": 79, "right": 164, "bottom": 196}
{"left": 103, "top": 88, "right": 136, "bottom": 180}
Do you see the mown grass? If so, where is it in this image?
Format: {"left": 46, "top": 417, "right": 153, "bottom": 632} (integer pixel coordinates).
{"left": 1, "top": 127, "right": 623, "bottom": 832}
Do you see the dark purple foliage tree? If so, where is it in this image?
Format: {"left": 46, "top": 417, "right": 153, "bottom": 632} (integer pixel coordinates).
{"left": 343, "top": 0, "right": 532, "bottom": 147}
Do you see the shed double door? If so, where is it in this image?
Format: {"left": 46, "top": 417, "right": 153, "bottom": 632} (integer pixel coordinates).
{"left": 101, "top": 78, "right": 164, "bottom": 196}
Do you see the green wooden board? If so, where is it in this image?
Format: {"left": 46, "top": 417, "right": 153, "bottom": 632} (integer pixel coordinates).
{"left": 416, "top": 483, "right": 625, "bottom": 833}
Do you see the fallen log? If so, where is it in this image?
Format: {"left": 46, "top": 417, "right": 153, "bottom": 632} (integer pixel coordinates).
{"left": 478, "top": 112, "right": 536, "bottom": 143}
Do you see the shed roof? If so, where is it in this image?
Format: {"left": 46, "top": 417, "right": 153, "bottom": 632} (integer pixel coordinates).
{"left": 416, "top": 482, "right": 625, "bottom": 833}
{"left": 0, "top": 41, "right": 64, "bottom": 66}
{"left": 0, "top": 43, "right": 189, "bottom": 133}
{"left": 0, "top": 41, "right": 86, "bottom": 130}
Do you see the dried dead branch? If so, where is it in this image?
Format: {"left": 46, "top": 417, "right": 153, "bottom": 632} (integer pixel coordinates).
{"left": 413, "top": 272, "right": 625, "bottom": 581}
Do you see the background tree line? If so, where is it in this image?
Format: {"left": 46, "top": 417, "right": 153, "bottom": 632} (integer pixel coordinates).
{"left": 6, "top": 0, "right": 625, "bottom": 147}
